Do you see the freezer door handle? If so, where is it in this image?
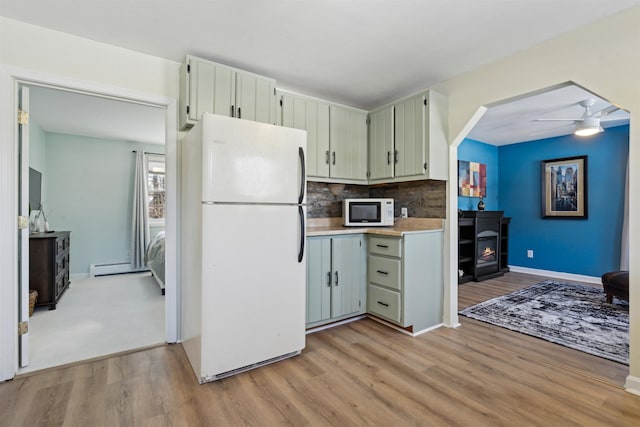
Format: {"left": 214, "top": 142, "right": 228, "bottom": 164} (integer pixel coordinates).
{"left": 298, "top": 147, "right": 305, "bottom": 204}
{"left": 298, "top": 206, "right": 305, "bottom": 263}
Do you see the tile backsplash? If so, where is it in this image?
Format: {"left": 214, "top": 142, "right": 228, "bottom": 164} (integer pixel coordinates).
{"left": 307, "top": 180, "right": 446, "bottom": 218}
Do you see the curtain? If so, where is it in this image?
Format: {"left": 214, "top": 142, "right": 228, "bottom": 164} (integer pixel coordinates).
{"left": 131, "top": 151, "right": 150, "bottom": 269}
{"left": 620, "top": 158, "right": 629, "bottom": 270}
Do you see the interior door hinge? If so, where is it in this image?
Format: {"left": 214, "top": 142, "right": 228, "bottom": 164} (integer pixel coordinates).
{"left": 18, "top": 215, "right": 29, "bottom": 230}
{"left": 18, "top": 109, "right": 29, "bottom": 125}
{"left": 18, "top": 321, "right": 28, "bottom": 336}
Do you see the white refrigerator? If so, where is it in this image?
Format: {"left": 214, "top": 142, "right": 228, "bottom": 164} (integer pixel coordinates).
{"left": 180, "top": 113, "right": 307, "bottom": 383}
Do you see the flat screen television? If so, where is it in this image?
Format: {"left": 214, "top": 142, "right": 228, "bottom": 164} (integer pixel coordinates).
{"left": 29, "top": 167, "right": 42, "bottom": 212}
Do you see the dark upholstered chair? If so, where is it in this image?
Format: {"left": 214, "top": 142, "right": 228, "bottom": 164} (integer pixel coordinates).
{"left": 601, "top": 271, "right": 629, "bottom": 304}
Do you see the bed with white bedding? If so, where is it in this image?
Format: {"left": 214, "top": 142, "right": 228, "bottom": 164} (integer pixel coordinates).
{"left": 145, "top": 231, "right": 165, "bottom": 294}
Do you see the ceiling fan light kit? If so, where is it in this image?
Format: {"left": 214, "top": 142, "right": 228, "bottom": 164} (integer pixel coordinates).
{"left": 574, "top": 117, "right": 603, "bottom": 137}
{"left": 533, "top": 98, "right": 619, "bottom": 138}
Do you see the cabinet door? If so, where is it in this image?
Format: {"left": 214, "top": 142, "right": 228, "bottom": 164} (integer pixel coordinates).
{"left": 329, "top": 106, "right": 368, "bottom": 181}
{"left": 188, "top": 58, "right": 235, "bottom": 121}
{"left": 306, "top": 238, "right": 331, "bottom": 324}
{"left": 236, "top": 72, "right": 276, "bottom": 124}
{"left": 331, "top": 235, "right": 365, "bottom": 318}
{"left": 282, "top": 95, "right": 330, "bottom": 178}
{"left": 368, "top": 106, "right": 394, "bottom": 180}
{"left": 394, "top": 93, "right": 426, "bottom": 177}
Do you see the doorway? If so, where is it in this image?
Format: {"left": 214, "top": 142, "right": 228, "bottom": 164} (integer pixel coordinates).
{"left": 453, "top": 82, "right": 630, "bottom": 376}
{"left": 10, "top": 74, "right": 178, "bottom": 374}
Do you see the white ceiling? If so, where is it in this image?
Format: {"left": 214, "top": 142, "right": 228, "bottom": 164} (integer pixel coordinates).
{"left": 28, "top": 86, "right": 166, "bottom": 145}
{"left": 468, "top": 84, "right": 630, "bottom": 145}
{"left": 5, "top": 1, "right": 635, "bottom": 145}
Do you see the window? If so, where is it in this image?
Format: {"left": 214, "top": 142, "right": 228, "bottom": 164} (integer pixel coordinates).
{"left": 146, "top": 154, "right": 166, "bottom": 224}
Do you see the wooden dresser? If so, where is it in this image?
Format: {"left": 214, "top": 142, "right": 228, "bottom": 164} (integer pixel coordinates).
{"left": 29, "top": 231, "right": 71, "bottom": 310}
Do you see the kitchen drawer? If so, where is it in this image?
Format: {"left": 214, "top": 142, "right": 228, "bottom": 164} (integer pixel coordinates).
{"left": 368, "top": 284, "right": 401, "bottom": 323}
{"left": 369, "top": 236, "right": 402, "bottom": 258}
{"left": 368, "top": 255, "right": 401, "bottom": 290}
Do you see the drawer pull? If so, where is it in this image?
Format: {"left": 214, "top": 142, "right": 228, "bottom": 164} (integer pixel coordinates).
{"left": 376, "top": 270, "right": 389, "bottom": 275}
{"left": 377, "top": 301, "right": 389, "bottom": 307}
{"left": 376, "top": 244, "right": 389, "bottom": 249}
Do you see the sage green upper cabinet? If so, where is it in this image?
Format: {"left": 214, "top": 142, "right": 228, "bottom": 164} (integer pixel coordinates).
{"left": 280, "top": 93, "right": 330, "bottom": 178}
{"left": 394, "top": 93, "right": 425, "bottom": 177}
{"left": 180, "top": 55, "right": 276, "bottom": 130}
{"left": 279, "top": 93, "right": 367, "bottom": 183}
{"left": 368, "top": 105, "right": 394, "bottom": 180}
{"left": 329, "top": 105, "right": 368, "bottom": 182}
{"left": 368, "top": 90, "right": 449, "bottom": 183}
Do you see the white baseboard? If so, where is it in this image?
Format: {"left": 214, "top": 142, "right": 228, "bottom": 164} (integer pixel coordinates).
{"left": 305, "top": 315, "right": 366, "bottom": 335}
{"left": 508, "top": 266, "right": 601, "bottom": 285}
{"left": 625, "top": 375, "right": 640, "bottom": 396}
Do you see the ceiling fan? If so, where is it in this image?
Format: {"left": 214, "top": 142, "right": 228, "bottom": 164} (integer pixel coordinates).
{"left": 533, "top": 99, "right": 620, "bottom": 136}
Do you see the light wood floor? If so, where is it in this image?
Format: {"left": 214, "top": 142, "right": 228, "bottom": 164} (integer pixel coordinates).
{"left": 2, "top": 272, "right": 638, "bottom": 426}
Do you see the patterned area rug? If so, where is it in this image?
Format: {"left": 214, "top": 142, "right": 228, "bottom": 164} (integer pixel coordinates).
{"left": 459, "top": 280, "right": 629, "bottom": 364}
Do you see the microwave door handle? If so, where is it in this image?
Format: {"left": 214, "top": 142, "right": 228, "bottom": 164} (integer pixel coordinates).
{"left": 298, "top": 147, "right": 305, "bottom": 204}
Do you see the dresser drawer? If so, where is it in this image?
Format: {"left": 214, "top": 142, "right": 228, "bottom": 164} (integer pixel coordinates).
{"left": 369, "top": 236, "right": 402, "bottom": 258}
{"left": 368, "top": 284, "right": 401, "bottom": 323}
{"left": 368, "top": 255, "right": 401, "bottom": 290}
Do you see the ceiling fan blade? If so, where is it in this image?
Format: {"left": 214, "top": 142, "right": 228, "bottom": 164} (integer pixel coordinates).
{"left": 527, "top": 123, "right": 574, "bottom": 138}
{"left": 532, "top": 118, "right": 581, "bottom": 122}
{"left": 596, "top": 104, "right": 620, "bottom": 117}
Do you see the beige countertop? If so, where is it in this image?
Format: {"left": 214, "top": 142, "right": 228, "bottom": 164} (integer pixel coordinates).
{"left": 307, "top": 217, "right": 444, "bottom": 237}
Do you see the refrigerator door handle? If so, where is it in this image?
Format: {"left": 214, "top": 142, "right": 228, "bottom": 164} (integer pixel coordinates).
{"left": 298, "top": 206, "right": 305, "bottom": 263}
{"left": 298, "top": 147, "right": 305, "bottom": 204}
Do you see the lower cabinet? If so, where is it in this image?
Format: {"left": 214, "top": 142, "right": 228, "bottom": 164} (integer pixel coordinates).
{"left": 367, "top": 231, "right": 443, "bottom": 332}
{"left": 306, "top": 234, "right": 366, "bottom": 328}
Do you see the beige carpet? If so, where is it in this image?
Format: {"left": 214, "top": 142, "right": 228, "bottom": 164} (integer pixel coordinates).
{"left": 20, "top": 272, "right": 165, "bottom": 373}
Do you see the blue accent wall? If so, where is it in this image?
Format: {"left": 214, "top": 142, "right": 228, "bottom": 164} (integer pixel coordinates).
{"left": 499, "top": 125, "right": 628, "bottom": 277}
{"left": 457, "top": 138, "right": 499, "bottom": 211}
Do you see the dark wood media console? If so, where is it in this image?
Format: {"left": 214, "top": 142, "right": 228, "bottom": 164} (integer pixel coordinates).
{"left": 458, "top": 211, "right": 509, "bottom": 284}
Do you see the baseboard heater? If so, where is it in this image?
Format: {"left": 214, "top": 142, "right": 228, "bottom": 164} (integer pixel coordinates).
{"left": 89, "top": 262, "right": 148, "bottom": 277}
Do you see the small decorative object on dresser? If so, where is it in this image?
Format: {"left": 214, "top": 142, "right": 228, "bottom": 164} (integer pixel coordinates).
{"left": 29, "top": 231, "right": 71, "bottom": 310}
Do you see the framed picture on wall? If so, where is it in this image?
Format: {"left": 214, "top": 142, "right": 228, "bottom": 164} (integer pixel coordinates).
{"left": 541, "top": 155, "right": 588, "bottom": 219}
{"left": 458, "top": 160, "right": 486, "bottom": 197}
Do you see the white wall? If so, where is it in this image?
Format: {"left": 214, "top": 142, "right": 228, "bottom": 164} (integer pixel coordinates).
{"left": 433, "top": 7, "right": 640, "bottom": 389}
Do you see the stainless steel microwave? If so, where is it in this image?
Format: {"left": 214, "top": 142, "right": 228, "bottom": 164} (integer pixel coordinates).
{"left": 343, "top": 198, "right": 394, "bottom": 226}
